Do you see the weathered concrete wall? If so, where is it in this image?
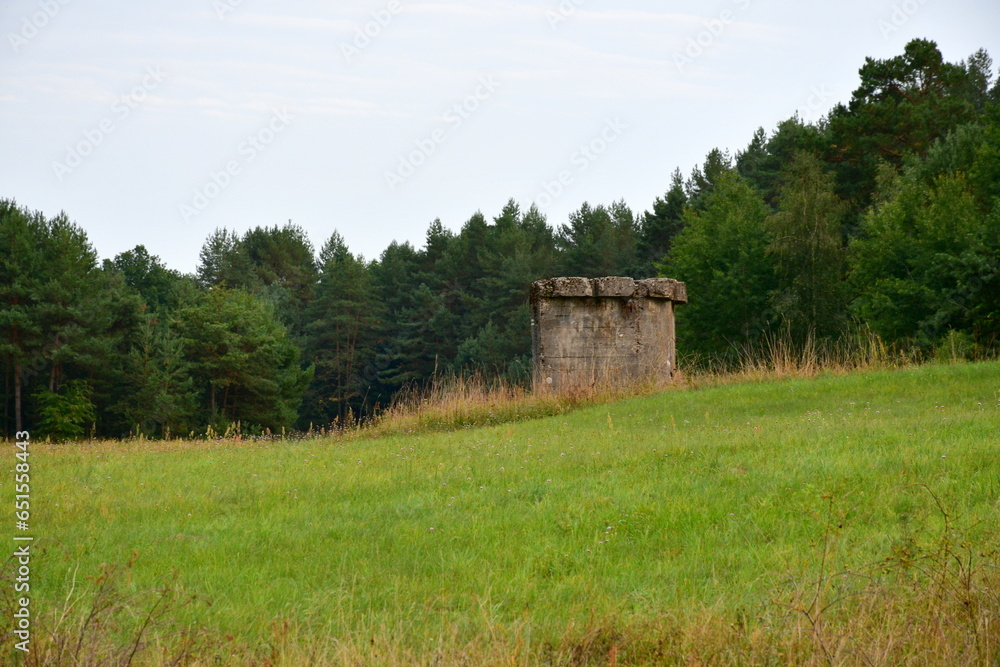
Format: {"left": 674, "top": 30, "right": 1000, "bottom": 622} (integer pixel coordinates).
{"left": 530, "top": 277, "right": 687, "bottom": 392}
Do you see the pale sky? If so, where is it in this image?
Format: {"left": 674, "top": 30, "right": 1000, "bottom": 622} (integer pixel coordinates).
{"left": 2, "top": 0, "right": 998, "bottom": 273}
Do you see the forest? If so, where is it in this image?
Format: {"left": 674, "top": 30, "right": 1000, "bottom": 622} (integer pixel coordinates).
{"left": 2, "top": 38, "right": 999, "bottom": 440}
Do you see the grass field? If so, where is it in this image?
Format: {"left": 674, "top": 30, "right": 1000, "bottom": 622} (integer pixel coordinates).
{"left": 7, "top": 361, "right": 1000, "bottom": 665}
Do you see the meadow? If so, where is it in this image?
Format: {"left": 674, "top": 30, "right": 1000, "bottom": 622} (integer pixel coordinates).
{"left": 5, "top": 361, "right": 1000, "bottom": 665}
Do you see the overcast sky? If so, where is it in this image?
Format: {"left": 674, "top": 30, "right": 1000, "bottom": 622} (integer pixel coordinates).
{"left": 2, "top": 0, "right": 998, "bottom": 273}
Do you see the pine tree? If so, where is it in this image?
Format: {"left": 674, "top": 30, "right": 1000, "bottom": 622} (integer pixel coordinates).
{"left": 638, "top": 169, "right": 687, "bottom": 275}
{"left": 173, "top": 287, "right": 311, "bottom": 432}
{"left": 826, "top": 39, "right": 984, "bottom": 217}
{"left": 300, "top": 232, "right": 381, "bottom": 425}
{"left": 0, "top": 201, "right": 45, "bottom": 435}
{"left": 456, "top": 201, "right": 557, "bottom": 377}
{"left": 197, "top": 228, "right": 253, "bottom": 288}
{"left": 736, "top": 118, "right": 824, "bottom": 208}
{"left": 117, "top": 313, "right": 198, "bottom": 437}
{"left": 556, "top": 201, "right": 639, "bottom": 277}
{"left": 0, "top": 202, "right": 144, "bottom": 437}
{"left": 369, "top": 241, "right": 422, "bottom": 398}
{"left": 685, "top": 148, "right": 732, "bottom": 210}
{"left": 241, "top": 223, "right": 318, "bottom": 338}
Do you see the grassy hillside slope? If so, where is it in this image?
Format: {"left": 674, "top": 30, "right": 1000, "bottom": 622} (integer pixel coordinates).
{"left": 12, "top": 362, "right": 1000, "bottom": 664}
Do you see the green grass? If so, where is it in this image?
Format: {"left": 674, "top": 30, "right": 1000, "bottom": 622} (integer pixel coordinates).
{"left": 14, "top": 362, "right": 1000, "bottom": 664}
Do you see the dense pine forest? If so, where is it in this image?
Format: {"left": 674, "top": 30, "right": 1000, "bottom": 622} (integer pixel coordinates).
{"left": 3, "top": 38, "right": 999, "bottom": 440}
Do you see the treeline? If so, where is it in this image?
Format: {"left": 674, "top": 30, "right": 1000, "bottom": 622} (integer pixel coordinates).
{"left": 2, "top": 38, "right": 999, "bottom": 440}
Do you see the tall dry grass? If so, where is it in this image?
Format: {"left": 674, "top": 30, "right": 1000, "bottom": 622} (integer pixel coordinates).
{"left": 685, "top": 324, "right": 895, "bottom": 383}
{"left": 363, "top": 370, "right": 670, "bottom": 440}
{"left": 359, "top": 326, "right": 897, "bottom": 440}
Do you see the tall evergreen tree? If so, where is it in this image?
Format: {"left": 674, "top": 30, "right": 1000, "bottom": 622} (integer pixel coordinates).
{"left": 556, "top": 200, "right": 638, "bottom": 277}
{"left": 197, "top": 228, "right": 253, "bottom": 288}
{"left": 456, "top": 201, "right": 557, "bottom": 376}
{"left": 369, "top": 241, "right": 421, "bottom": 395}
{"left": 242, "top": 223, "right": 318, "bottom": 338}
{"left": 826, "top": 39, "right": 985, "bottom": 217}
{"left": 115, "top": 313, "right": 198, "bottom": 437}
{"left": 685, "top": 148, "right": 732, "bottom": 210}
{"left": 0, "top": 202, "right": 144, "bottom": 436}
{"left": 173, "top": 287, "right": 311, "bottom": 432}
{"left": 33, "top": 212, "right": 106, "bottom": 394}
{"left": 638, "top": 169, "right": 687, "bottom": 275}
{"left": 435, "top": 212, "right": 489, "bottom": 346}
{"left": 301, "top": 232, "right": 381, "bottom": 425}
{"left": 0, "top": 201, "right": 46, "bottom": 434}
{"left": 737, "top": 118, "right": 824, "bottom": 208}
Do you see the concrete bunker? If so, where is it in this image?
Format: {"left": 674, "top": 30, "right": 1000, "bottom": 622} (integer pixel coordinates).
{"left": 530, "top": 277, "right": 687, "bottom": 392}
